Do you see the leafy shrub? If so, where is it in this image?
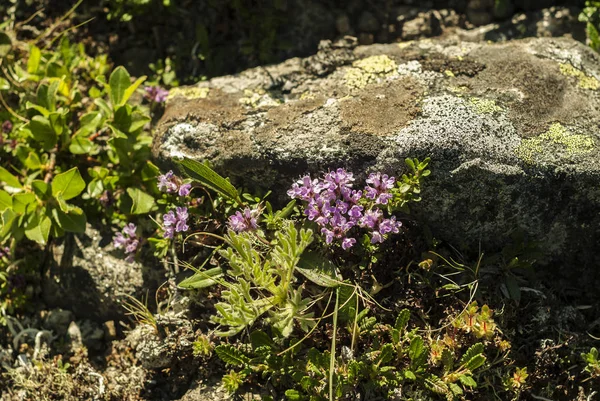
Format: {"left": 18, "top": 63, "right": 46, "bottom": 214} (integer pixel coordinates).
{"left": 580, "top": 1, "right": 600, "bottom": 52}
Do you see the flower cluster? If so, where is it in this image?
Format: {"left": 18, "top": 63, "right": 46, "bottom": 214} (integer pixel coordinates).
{"left": 288, "top": 169, "right": 401, "bottom": 249}
{"left": 0, "top": 246, "right": 10, "bottom": 259}
{"left": 144, "top": 86, "right": 169, "bottom": 103}
{"left": 163, "top": 207, "right": 189, "bottom": 239}
{"left": 228, "top": 207, "right": 259, "bottom": 233}
{"left": 2, "top": 120, "right": 12, "bottom": 133}
{"left": 113, "top": 223, "right": 139, "bottom": 263}
{"left": 157, "top": 170, "right": 192, "bottom": 196}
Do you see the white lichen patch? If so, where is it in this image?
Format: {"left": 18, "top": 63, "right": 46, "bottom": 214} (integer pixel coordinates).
{"left": 344, "top": 55, "right": 398, "bottom": 90}
{"left": 515, "top": 123, "right": 595, "bottom": 164}
{"left": 162, "top": 122, "right": 217, "bottom": 159}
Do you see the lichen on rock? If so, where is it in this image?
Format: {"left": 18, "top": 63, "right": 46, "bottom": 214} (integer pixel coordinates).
{"left": 344, "top": 54, "right": 398, "bottom": 90}
{"left": 515, "top": 123, "right": 595, "bottom": 164}
{"left": 559, "top": 63, "right": 600, "bottom": 90}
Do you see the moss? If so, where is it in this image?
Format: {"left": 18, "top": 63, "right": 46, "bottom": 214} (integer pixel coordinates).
{"left": 559, "top": 63, "right": 600, "bottom": 90}
{"left": 344, "top": 55, "right": 398, "bottom": 90}
{"left": 469, "top": 97, "right": 502, "bottom": 114}
{"left": 515, "top": 123, "right": 595, "bottom": 164}
{"left": 167, "top": 86, "right": 210, "bottom": 101}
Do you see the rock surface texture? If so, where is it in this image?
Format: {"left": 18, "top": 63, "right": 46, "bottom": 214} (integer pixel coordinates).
{"left": 154, "top": 37, "right": 600, "bottom": 279}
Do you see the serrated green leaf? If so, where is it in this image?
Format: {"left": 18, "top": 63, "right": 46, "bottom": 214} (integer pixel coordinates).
{"left": 52, "top": 207, "right": 86, "bottom": 233}
{"left": 376, "top": 343, "right": 394, "bottom": 366}
{"left": 25, "top": 214, "right": 51, "bottom": 244}
{"left": 425, "top": 374, "right": 449, "bottom": 395}
{"left": 126, "top": 187, "right": 155, "bottom": 214}
{"left": 449, "top": 382, "right": 464, "bottom": 395}
{"left": 458, "top": 374, "right": 477, "bottom": 388}
{"left": 395, "top": 309, "right": 410, "bottom": 334}
{"left": 409, "top": 335, "right": 425, "bottom": 366}
{"left": 177, "top": 267, "right": 223, "bottom": 289}
{"left": 0, "top": 167, "right": 22, "bottom": 189}
{"left": 460, "top": 343, "right": 484, "bottom": 367}
{"left": 109, "top": 66, "right": 131, "bottom": 107}
{"left": 284, "top": 389, "right": 302, "bottom": 400}
{"left": 441, "top": 348, "right": 454, "bottom": 372}
{"left": 463, "top": 354, "right": 486, "bottom": 372}
{"left": 52, "top": 167, "right": 85, "bottom": 201}
{"left": 215, "top": 344, "right": 249, "bottom": 367}
{"left": 177, "top": 158, "right": 240, "bottom": 203}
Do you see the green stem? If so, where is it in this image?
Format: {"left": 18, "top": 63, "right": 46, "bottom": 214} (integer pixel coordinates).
{"left": 329, "top": 288, "right": 339, "bottom": 401}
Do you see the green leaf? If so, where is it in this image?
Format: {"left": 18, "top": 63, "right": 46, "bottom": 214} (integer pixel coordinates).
{"left": 0, "top": 32, "right": 12, "bottom": 58}
{"left": 296, "top": 251, "right": 340, "bottom": 287}
{"left": 126, "top": 188, "right": 155, "bottom": 214}
{"left": 177, "top": 267, "right": 223, "bottom": 289}
{"left": 0, "top": 77, "right": 9, "bottom": 90}
{"left": 0, "top": 167, "right": 23, "bottom": 189}
{"left": 122, "top": 75, "right": 146, "bottom": 105}
{"left": 27, "top": 45, "right": 41, "bottom": 74}
{"left": 51, "top": 167, "right": 86, "bottom": 201}
{"left": 460, "top": 343, "right": 484, "bottom": 367}
{"left": 12, "top": 193, "right": 36, "bottom": 214}
{"left": 250, "top": 330, "right": 274, "bottom": 350}
{"left": 177, "top": 158, "right": 240, "bottom": 203}
{"left": 459, "top": 375, "right": 477, "bottom": 388}
{"left": 52, "top": 207, "right": 86, "bottom": 233}
{"left": 395, "top": 309, "right": 410, "bottom": 334}
{"left": 409, "top": 335, "right": 426, "bottom": 368}
{"left": 0, "top": 209, "right": 17, "bottom": 241}
{"left": 0, "top": 190, "right": 12, "bottom": 211}
{"left": 25, "top": 214, "right": 52, "bottom": 245}
{"left": 404, "top": 370, "right": 416, "bottom": 380}
{"left": 32, "top": 181, "right": 51, "bottom": 200}
{"left": 463, "top": 354, "right": 486, "bottom": 372}
{"left": 29, "top": 115, "right": 57, "bottom": 150}
{"left": 376, "top": 343, "right": 394, "bottom": 366}
{"left": 109, "top": 66, "right": 131, "bottom": 107}
{"left": 284, "top": 389, "right": 302, "bottom": 401}
{"left": 214, "top": 344, "right": 249, "bottom": 367}
{"left": 25, "top": 152, "right": 42, "bottom": 169}
{"left": 441, "top": 348, "right": 454, "bottom": 372}
{"left": 449, "top": 382, "right": 464, "bottom": 395}
{"left": 141, "top": 161, "right": 160, "bottom": 181}
{"left": 69, "top": 135, "right": 94, "bottom": 154}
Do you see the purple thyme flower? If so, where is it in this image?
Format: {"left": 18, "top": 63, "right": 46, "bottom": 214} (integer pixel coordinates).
{"left": 365, "top": 173, "right": 396, "bottom": 205}
{"left": 228, "top": 207, "right": 259, "bottom": 233}
{"left": 144, "top": 86, "right": 169, "bottom": 103}
{"left": 158, "top": 170, "right": 178, "bottom": 193}
{"left": 113, "top": 223, "right": 139, "bottom": 263}
{"left": 178, "top": 183, "right": 192, "bottom": 196}
{"left": 158, "top": 170, "right": 192, "bottom": 196}
{"left": 2, "top": 120, "right": 12, "bottom": 133}
{"left": 0, "top": 246, "right": 10, "bottom": 259}
{"left": 163, "top": 207, "right": 190, "bottom": 239}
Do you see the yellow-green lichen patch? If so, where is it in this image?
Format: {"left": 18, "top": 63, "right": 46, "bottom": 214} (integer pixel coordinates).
{"left": 559, "top": 63, "right": 600, "bottom": 90}
{"left": 469, "top": 97, "right": 502, "bottom": 114}
{"left": 515, "top": 123, "right": 595, "bottom": 164}
{"left": 239, "top": 88, "right": 280, "bottom": 108}
{"left": 344, "top": 55, "right": 398, "bottom": 90}
{"left": 167, "top": 86, "right": 210, "bottom": 101}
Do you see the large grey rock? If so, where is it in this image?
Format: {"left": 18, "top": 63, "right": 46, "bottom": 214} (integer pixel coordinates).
{"left": 153, "top": 37, "right": 600, "bottom": 280}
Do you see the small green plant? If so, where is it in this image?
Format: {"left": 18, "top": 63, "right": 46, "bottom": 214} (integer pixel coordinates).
{"left": 580, "top": 1, "right": 600, "bottom": 52}
{"left": 582, "top": 347, "right": 600, "bottom": 379}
